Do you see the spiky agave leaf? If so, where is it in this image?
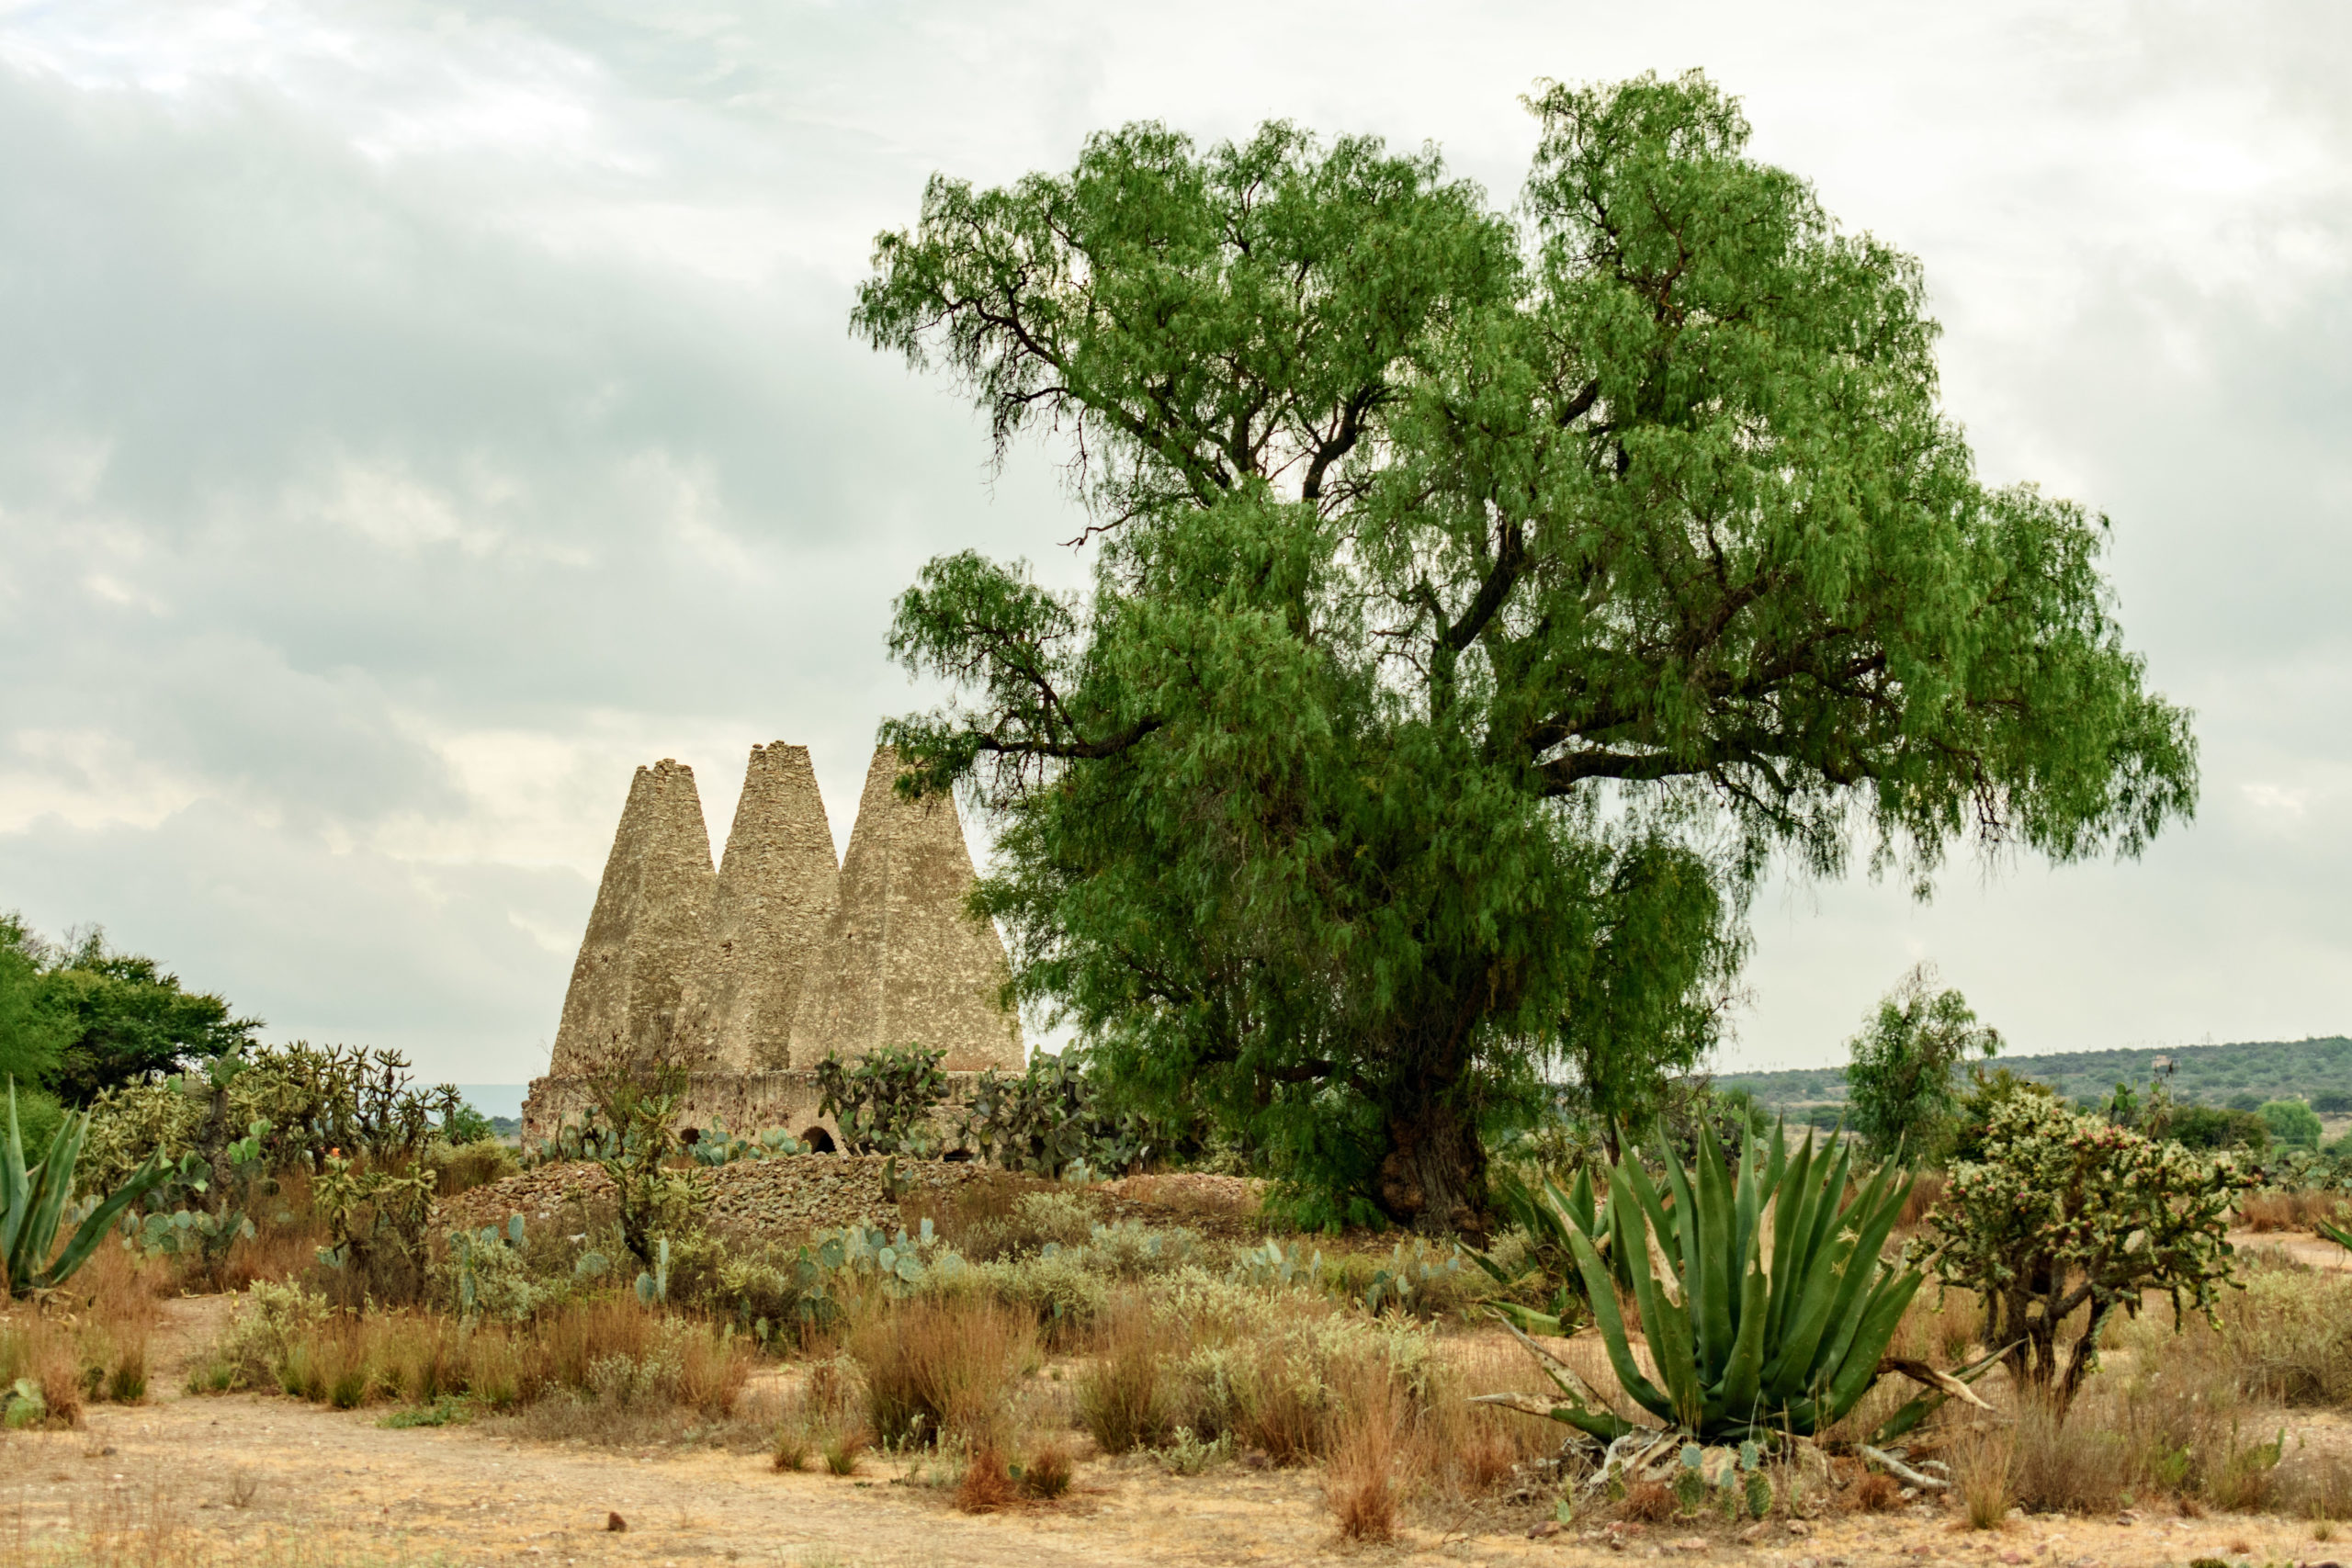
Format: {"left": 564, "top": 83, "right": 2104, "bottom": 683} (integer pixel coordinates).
{"left": 1489, "top": 1122, "right": 1928, "bottom": 1442}
{"left": 3, "top": 1082, "right": 173, "bottom": 1294}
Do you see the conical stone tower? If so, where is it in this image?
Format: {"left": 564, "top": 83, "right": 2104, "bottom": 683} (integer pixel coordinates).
{"left": 547, "top": 758, "right": 717, "bottom": 1075}
{"left": 787, "top": 747, "right": 1024, "bottom": 1072}
{"left": 672, "top": 743, "right": 841, "bottom": 1072}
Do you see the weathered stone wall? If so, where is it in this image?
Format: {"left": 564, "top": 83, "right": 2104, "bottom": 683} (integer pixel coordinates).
{"left": 546, "top": 759, "right": 718, "bottom": 1077}
{"left": 518, "top": 1067, "right": 993, "bottom": 1154}
{"left": 671, "top": 743, "right": 840, "bottom": 1072}
{"left": 522, "top": 1070, "right": 836, "bottom": 1149}
{"left": 786, "top": 747, "right": 1025, "bottom": 1073}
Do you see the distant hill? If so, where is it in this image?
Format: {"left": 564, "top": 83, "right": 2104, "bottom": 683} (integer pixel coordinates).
{"left": 1716, "top": 1036, "right": 2352, "bottom": 1113}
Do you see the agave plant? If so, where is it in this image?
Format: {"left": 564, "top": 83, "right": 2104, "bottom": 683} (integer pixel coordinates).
{"left": 1484, "top": 1124, "right": 1985, "bottom": 1444}
{"left": 3, "top": 1082, "right": 173, "bottom": 1295}
{"left": 1473, "top": 1163, "right": 1634, "bottom": 1334}
{"left": 2320, "top": 1214, "right": 2352, "bottom": 1255}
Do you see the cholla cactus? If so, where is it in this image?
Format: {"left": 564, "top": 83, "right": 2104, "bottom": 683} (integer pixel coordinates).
{"left": 1918, "top": 1093, "right": 2252, "bottom": 1412}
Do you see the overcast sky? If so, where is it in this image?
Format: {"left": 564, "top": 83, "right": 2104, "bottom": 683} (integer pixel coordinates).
{"left": 0, "top": 0, "right": 2346, "bottom": 1084}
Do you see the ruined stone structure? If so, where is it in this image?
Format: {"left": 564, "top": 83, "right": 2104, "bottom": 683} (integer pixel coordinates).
{"left": 787, "top": 747, "right": 1026, "bottom": 1073}
{"left": 523, "top": 743, "right": 1023, "bottom": 1145}
{"left": 545, "top": 758, "right": 717, "bottom": 1077}
{"left": 672, "top": 743, "right": 839, "bottom": 1073}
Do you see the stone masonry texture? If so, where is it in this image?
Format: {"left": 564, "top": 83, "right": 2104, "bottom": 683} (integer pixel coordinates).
{"left": 671, "top": 743, "right": 841, "bottom": 1072}
{"left": 526, "top": 745, "right": 1023, "bottom": 1142}
{"left": 545, "top": 759, "right": 718, "bottom": 1077}
{"left": 787, "top": 747, "right": 1024, "bottom": 1073}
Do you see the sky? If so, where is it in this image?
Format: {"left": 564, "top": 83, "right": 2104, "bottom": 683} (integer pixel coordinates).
{"left": 0, "top": 0, "right": 2346, "bottom": 1084}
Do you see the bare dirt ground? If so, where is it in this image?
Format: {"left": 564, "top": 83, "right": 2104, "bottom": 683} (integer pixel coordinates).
{"left": 7, "top": 1299, "right": 2351, "bottom": 1568}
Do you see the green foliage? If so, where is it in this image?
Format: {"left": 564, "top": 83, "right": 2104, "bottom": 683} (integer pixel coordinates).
{"left": 581, "top": 1053, "right": 710, "bottom": 1269}
{"left": 6, "top": 1086, "right": 63, "bottom": 1169}
{"left": 1472, "top": 1163, "right": 1632, "bottom": 1333}
{"left": 2258, "top": 1099, "right": 2323, "bottom": 1151}
{"left": 815, "top": 1044, "right": 949, "bottom": 1156}
{"left": 78, "top": 1041, "right": 462, "bottom": 1193}
{"left": 2, "top": 1081, "right": 172, "bottom": 1293}
{"left": 1844, "top": 964, "right": 2000, "bottom": 1159}
{"left": 1357, "top": 1238, "right": 1464, "bottom": 1317}
{"left": 0, "top": 917, "right": 70, "bottom": 1097}
{"left": 312, "top": 1151, "right": 437, "bottom": 1302}
{"left": 1727, "top": 1039, "right": 2352, "bottom": 1120}
{"left": 854, "top": 73, "right": 2195, "bottom": 1230}
{"left": 958, "top": 1045, "right": 1155, "bottom": 1177}
{"left": 684, "top": 1120, "right": 804, "bottom": 1165}
{"left": 9, "top": 920, "right": 261, "bottom": 1104}
{"left": 2158, "top": 1103, "right": 2270, "bottom": 1155}
{"left": 447, "top": 1214, "right": 537, "bottom": 1322}
{"left": 441, "top": 1100, "right": 497, "bottom": 1146}
{"left": 1920, "top": 1091, "right": 2253, "bottom": 1413}
{"left": 1496, "top": 1126, "right": 1929, "bottom": 1442}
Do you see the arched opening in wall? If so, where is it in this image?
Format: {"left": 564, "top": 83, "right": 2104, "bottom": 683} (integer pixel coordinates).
{"left": 800, "top": 1126, "right": 837, "bottom": 1154}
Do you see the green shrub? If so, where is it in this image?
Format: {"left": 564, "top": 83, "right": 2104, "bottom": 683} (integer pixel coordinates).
{"left": 1923, "top": 1093, "right": 2252, "bottom": 1413}
{"left": 2259, "top": 1099, "right": 2324, "bottom": 1151}
{"left": 816, "top": 1043, "right": 950, "bottom": 1156}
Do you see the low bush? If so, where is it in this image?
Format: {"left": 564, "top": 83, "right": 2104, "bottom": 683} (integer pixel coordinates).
{"left": 189, "top": 1282, "right": 754, "bottom": 1437}
{"left": 847, "top": 1295, "right": 1035, "bottom": 1448}
{"left": 1077, "top": 1294, "right": 1178, "bottom": 1452}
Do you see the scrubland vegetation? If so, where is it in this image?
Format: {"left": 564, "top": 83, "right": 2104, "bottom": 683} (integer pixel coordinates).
{"left": 7, "top": 1021, "right": 2352, "bottom": 1563}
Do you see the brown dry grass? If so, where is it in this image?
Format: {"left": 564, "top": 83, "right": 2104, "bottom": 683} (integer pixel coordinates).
{"left": 2237, "top": 1189, "right": 2352, "bottom": 1234}
{"left": 1622, "top": 1481, "right": 1674, "bottom": 1522}
{"left": 1321, "top": 1357, "right": 1403, "bottom": 1543}
{"left": 848, "top": 1295, "right": 1036, "bottom": 1448}
{"left": 193, "top": 1287, "right": 753, "bottom": 1438}
{"left": 955, "top": 1442, "right": 1022, "bottom": 1514}
{"left": 1076, "top": 1293, "right": 1178, "bottom": 1452}
{"left": 1952, "top": 1421, "right": 2015, "bottom": 1529}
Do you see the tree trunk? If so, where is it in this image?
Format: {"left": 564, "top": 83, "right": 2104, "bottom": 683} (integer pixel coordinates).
{"left": 1378, "top": 1087, "right": 1490, "bottom": 1240}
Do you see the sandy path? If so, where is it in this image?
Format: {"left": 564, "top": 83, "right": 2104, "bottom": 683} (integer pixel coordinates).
{"left": 4, "top": 1298, "right": 2344, "bottom": 1568}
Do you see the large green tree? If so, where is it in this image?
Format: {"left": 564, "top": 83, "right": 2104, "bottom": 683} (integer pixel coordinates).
{"left": 854, "top": 73, "right": 2197, "bottom": 1233}
{"left": 1, "top": 917, "right": 262, "bottom": 1103}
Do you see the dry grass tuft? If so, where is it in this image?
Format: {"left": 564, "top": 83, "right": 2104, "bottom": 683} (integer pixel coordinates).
{"left": 1852, "top": 1472, "right": 1899, "bottom": 1513}
{"left": 2010, "top": 1395, "right": 2127, "bottom": 1515}
{"left": 820, "top": 1427, "right": 869, "bottom": 1475}
{"left": 1076, "top": 1294, "right": 1176, "bottom": 1453}
{"left": 771, "top": 1422, "right": 811, "bottom": 1472}
{"left": 1622, "top": 1481, "right": 1675, "bottom": 1523}
{"left": 1322, "top": 1365, "right": 1402, "bottom": 1544}
{"left": 848, "top": 1296, "right": 1035, "bottom": 1448}
{"left": 1019, "top": 1441, "right": 1074, "bottom": 1501}
{"left": 955, "top": 1442, "right": 1021, "bottom": 1514}
{"left": 1952, "top": 1422, "right": 2015, "bottom": 1529}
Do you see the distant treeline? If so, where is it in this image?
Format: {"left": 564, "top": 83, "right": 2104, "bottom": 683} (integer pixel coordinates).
{"left": 1719, "top": 1036, "right": 2352, "bottom": 1116}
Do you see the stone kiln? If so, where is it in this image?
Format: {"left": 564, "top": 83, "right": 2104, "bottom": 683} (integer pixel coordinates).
{"left": 522, "top": 744, "right": 1023, "bottom": 1146}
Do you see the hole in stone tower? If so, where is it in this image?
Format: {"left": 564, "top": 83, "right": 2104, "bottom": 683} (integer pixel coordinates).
{"left": 800, "top": 1126, "right": 837, "bottom": 1154}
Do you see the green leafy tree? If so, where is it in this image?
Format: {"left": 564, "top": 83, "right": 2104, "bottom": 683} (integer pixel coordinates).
{"left": 2257, "top": 1098, "right": 2322, "bottom": 1151}
{"left": 854, "top": 73, "right": 2197, "bottom": 1232}
{"left": 0, "top": 915, "right": 69, "bottom": 1096}
{"left": 1844, "top": 964, "right": 2001, "bottom": 1160}
{"left": 34, "top": 926, "right": 261, "bottom": 1104}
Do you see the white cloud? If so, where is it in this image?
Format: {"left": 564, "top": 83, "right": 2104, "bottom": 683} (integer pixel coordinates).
{"left": 0, "top": 0, "right": 2344, "bottom": 1081}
